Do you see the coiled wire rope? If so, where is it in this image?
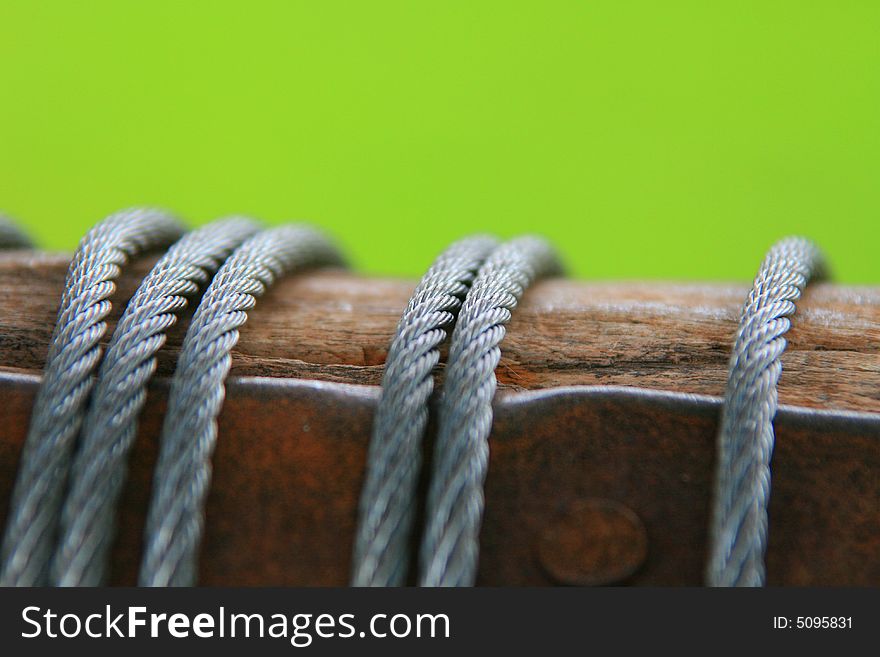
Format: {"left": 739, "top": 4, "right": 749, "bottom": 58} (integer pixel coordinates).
{"left": 139, "top": 225, "right": 345, "bottom": 586}
{"left": 418, "top": 236, "right": 563, "bottom": 587}
{"left": 705, "top": 237, "right": 826, "bottom": 587}
{"left": 351, "top": 235, "right": 498, "bottom": 586}
{"left": 0, "top": 210, "right": 836, "bottom": 588}
{"left": 0, "top": 214, "right": 32, "bottom": 249}
{"left": 50, "top": 217, "right": 261, "bottom": 586}
{"left": 0, "top": 208, "right": 185, "bottom": 586}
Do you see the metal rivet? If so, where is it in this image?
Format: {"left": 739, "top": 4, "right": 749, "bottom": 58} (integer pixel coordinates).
{"left": 536, "top": 498, "right": 648, "bottom": 586}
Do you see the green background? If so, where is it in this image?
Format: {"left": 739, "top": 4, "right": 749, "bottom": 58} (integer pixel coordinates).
{"left": 1, "top": 1, "right": 878, "bottom": 281}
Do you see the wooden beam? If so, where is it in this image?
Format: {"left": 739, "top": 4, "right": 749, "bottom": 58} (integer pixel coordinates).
{"left": 1, "top": 251, "right": 879, "bottom": 412}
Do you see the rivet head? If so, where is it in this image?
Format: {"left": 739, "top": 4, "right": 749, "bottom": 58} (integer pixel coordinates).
{"left": 536, "top": 498, "right": 648, "bottom": 586}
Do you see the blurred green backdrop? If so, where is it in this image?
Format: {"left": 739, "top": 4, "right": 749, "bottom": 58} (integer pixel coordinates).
{"left": 1, "top": 1, "right": 878, "bottom": 281}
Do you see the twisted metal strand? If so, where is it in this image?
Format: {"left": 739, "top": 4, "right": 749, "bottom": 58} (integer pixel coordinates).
{"left": 706, "top": 237, "right": 826, "bottom": 587}
{"left": 351, "top": 235, "right": 498, "bottom": 587}
{"left": 139, "top": 225, "right": 345, "bottom": 586}
{"left": 0, "top": 208, "right": 184, "bottom": 586}
{"left": 51, "top": 217, "right": 261, "bottom": 586}
{"left": 0, "top": 214, "right": 33, "bottom": 249}
{"left": 418, "top": 237, "right": 562, "bottom": 587}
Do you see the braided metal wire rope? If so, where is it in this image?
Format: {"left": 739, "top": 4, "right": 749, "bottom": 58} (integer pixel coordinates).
{"left": 418, "top": 237, "right": 563, "bottom": 586}
{"left": 705, "top": 237, "right": 826, "bottom": 587}
{"left": 50, "top": 217, "right": 261, "bottom": 586}
{"left": 0, "top": 214, "right": 33, "bottom": 249}
{"left": 0, "top": 208, "right": 185, "bottom": 586}
{"left": 351, "top": 235, "right": 498, "bottom": 587}
{"left": 139, "top": 225, "right": 345, "bottom": 586}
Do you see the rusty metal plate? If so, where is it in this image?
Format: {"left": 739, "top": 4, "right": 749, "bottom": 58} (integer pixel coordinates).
{"left": 0, "top": 372, "right": 877, "bottom": 585}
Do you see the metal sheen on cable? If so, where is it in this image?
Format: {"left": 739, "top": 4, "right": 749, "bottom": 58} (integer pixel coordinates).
{"left": 0, "top": 208, "right": 185, "bottom": 586}
{"left": 705, "top": 237, "right": 826, "bottom": 587}
{"left": 418, "top": 236, "right": 563, "bottom": 587}
{"left": 50, "top": 217, "right": 261, "bottom": 586}
{"left": 139, "top": 224, "right": 345, "bottom": 586}
{"left": 0, "top": 209, "right": 836, "bottom": 589}
{"left": 351, "top": 235, "right": 498, "bottom": 587}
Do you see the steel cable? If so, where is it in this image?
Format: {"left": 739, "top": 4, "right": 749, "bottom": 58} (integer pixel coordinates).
{"left": 705, "top": 237, "right": 826, "bottom": 587}
{"left": 418, "top": 237, "right": 563, "bottom": 586}
{"left": 50, "top": 217, "right": 261, "bottom": 586}
{"left": 139, "top": 225, "right": 345, "bottom": 586}
{"left": 0, "top": 214, "right": 33, "bottom": 249}
{"left": 0, "top": 208, "right": 834, "bottom": 588}
{"left": 0, "top": 208, "right": 185, "bottom": 586}
{"left": 351, "top": 235, "right": 498, "bottom": 587}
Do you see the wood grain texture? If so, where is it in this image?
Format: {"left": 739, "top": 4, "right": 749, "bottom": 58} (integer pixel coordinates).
{"left": 1, "top": 251, "right": 879, "bottom": 412}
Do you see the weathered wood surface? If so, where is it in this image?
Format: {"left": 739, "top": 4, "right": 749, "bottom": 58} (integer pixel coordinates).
{"left": 2, "top": 251, "right": 880, "bottom": 412}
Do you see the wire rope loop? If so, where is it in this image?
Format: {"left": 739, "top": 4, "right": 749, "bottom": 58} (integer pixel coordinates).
{"left": 50, "top": 217, "right": 262, "bottom": 586}
{"left": 418, "top": 236, "right": 563, "bottom": 587}
{"left": 138, "top": 224, "right": 345, "bottom": 586}
{"left": 0, "top": 214, "right": 33, "bottom": 249}
{"left": 0, "top": 208, "right": 185, "bottom": 586}
{"left": 351, "top": 235, "right": 498, "bottom": 587}
{"left": 705, "top": 237, "right": 826, "bottom": 587}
